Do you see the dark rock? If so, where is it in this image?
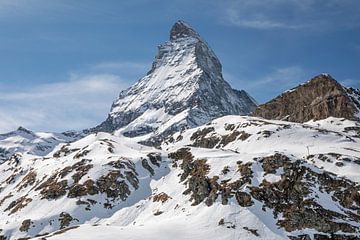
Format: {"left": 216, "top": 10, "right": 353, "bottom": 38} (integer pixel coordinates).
{"left": 253, "top": 74, "right": 359, "bottom": 122}
{"left": 147, "top": 153, "right": 161, "bottom": 167}
{"left": 141, "top": 159, "right": 154, "bottom": 176}
{"left": 243, "top": 227, "right": 259, "bottom": 237}
{"left": 153, "top": 192, "right": 172, "bottom": 203}
{"left": 19, "top": 219, "right": 32, "bottom": 232}
{"left": 235, "top": 192, "right": 253, "bottom": 207}
{"left": 59, "top": 212, "right": 78, "bottom": 229}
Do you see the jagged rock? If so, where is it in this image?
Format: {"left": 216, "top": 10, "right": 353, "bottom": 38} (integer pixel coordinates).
{"left": 19, "top": 219, "right": 32, "bottom": 232}
{"left": 96, "top": 171, "right": 131, "bottom": 201}
{"left": 188, "top": 127, "right": 251, "bottom": 148}
{"left": 253, "top": 74, "right": 360, "bottom": 122}
{"left": 243, "top": 227, "right": 259, "bottom": 237}
{"left": 260, "top": 153, "right": 290, "bottom": 174}
{"left": 53, "top": 144, "right": 80, "bottom": 158}
{"left": 248, "top": 154, "right": 360, "bottom": 235}
{"left": 235, "top": 192, "right": 253, "bottom": 207}
{"left": 289, "top": 235, "right": 311, "bottom": 240}
{"left": 5, "top": 196, "right": 32, "bottom": 214}
{"left": 182, "top": 159, "right": 211, "bottom": 205}
{"left": 59, "top": 212, "right": 77, "bottom": 229}
{"left": 153, "top": 210, "right": 163, "bottom": 216}
{"left": 36, "top": 175, "right": 68, "bottom": 200}
{"left": 141, "top": 159, "right": 155, "bottom": 176}
{"left": 16, "top": 171, "right": 37, "bottom": 191}
{"left": 153, "top": 192, "right": 172, "bottom": 203}
{"left": 147, "top": 153, "right": 161, "bottom": 167}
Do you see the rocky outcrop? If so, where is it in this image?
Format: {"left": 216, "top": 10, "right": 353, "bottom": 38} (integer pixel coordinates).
{"left": 166, "top": 116, "right": 360, "bottom": 239}
{"left": 169, "top": 149, "right": 360, "bottom": 238}
{"left": 19, "top": 219, "right": 32, "bottom": 232}
{"left": 253, "top": 74, "right": 360, "bottom": 122}
{"left": 59, "top": 212, "right": 78, "bottom": 229}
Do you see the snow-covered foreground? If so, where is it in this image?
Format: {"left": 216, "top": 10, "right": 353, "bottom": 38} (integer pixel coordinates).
{"left": 1, "top": 116, "right": 360, "bottom": 239}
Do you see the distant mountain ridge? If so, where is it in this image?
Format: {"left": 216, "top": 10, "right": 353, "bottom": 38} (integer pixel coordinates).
{"left": 0, "top": 126, "right": 81, "bottom": 162}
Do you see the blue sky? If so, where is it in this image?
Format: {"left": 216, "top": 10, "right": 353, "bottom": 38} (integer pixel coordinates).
{"left": 0, "top": 0, "right": 359, "bottom": 133}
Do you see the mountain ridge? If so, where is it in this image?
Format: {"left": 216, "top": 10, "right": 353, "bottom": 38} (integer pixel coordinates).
{"left": 253, "top": 73, "right": 360, "bottom": 122}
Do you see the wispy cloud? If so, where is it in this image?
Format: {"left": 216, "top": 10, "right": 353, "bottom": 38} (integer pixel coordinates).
{"left": 0, "top": 0, "right": 53, "bottom": 18}
{"left": 224, "top": 7, "right": 302, "bottom": 30}
{"left": 245, "top": 66, "right": 307, "bottom": 89}
{"left": 226, "top": 66, "right": 308, "bottom": 103}
{"left": 340, "top": 78, "right": 360, "bottom": 87}
{"left": 0, "top": 74, "right": 124, "bottom": 101}
{"left": 0, "top": 0, "right": 133, "bottom": 23}
{"left": 0, "top": 73, "right": 129, "bottom": 133}
{"left": 93, "top": 61, "right": 150, "bottom": 73}
{"left": 219, "top": 0, "right": 360, "bottom": 30}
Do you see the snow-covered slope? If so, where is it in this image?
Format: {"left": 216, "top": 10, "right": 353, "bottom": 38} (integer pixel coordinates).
{"left": 95, "top": 21, "right": 256, "bottom": 142}
{"left": 0, "top": 132, "right": 166, "bottom": 239}
{"left": 1, "top": 116, "right": 359, "bottom": 240}
{"left": 0, "top": 127, "right": 81, "bottom": 162}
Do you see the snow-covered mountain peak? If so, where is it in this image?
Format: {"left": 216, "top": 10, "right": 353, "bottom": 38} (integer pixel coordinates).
{"left": 96, "top": 21, "right": 256, "bottom": 142}
{"left": 170, "top": 20, "right": 202, "bottom": 41}
{"left": 16, "top": 126, "right": 35, "bottom": 135}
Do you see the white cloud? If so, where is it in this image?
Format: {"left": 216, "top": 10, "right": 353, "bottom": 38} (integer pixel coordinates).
{"left": 93, "top": 61, "right": 150, "bottom": 72}
{"left": 0, "top": 0, "right": 51, "bottom": 17}
{"left": 226, "top": 66, "right": 308, "bottom": 103}
{"left": 0, "top": 74, "right": 124, "bottom": 100}
{"left": 340, "top": 78, "right": 360, "bottom": 87}
{"left": 246, "top": 66, "right": 306, "bottom": 88}
{"left": 224, "top": 7, "right": 302, "bottom": 30}
{"left": 219, "top": 0, "right": 360, "bottom": 30}
{"left": 0, "top": 73, "right": 129, "bottom": 133}
{"left": 228, "top": 66, "right": 306, "bottom": 89}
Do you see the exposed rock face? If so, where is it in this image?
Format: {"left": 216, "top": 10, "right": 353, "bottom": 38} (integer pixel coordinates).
{"left": 19, "top": 219, "right": 32, "bottom": 232}
{"left": 95, "top": 21, "right": 256, "bottom": 141}
{"left": 59, "top": 212, "right": 77, "bottom": 229}
{"left": 166, "top": 116, "right": 360, "bottom": 239}
{"left": 253, "top": 74, "right": 360, "bottom": 122}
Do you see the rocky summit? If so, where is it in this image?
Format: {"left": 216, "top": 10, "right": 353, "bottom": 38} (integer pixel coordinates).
{"left": 0, "top": 21, "right": 360, "bottom": 240}
{"left": 95, "top": 21, "right": 257, "bottom": 142}
{"left": 253, "top": 74, "right": 360, "bottom": 123}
